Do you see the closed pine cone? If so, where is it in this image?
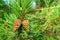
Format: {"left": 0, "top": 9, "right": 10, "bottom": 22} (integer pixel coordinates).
{"left": 22, "top": 19, "right": 30, "bottom": 32}
{"left": 14, "top": 19, "right": 21, "bottom": 31}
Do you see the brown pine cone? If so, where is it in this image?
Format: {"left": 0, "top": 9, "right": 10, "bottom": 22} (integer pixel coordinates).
{"left": 14, "top": 19, "right": 22, "bottom": 31}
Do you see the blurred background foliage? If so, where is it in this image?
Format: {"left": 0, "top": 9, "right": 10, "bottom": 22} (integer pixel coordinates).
{"left": 0, "top": 0, "right": 60, "bottom": 40}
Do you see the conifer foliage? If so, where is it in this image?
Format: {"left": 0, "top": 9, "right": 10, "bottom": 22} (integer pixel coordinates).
{"left": 0, "top": 0, "right": 60, "bottom": 40}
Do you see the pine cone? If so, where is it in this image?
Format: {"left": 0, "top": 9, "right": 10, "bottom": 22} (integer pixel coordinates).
{"left": 22, "top": 20, "right": 30, "bottom": 32}
{"left": 14, "top": 19, "right": 22, "bottom": 31}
